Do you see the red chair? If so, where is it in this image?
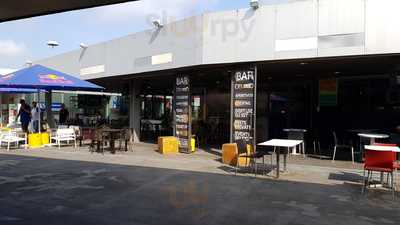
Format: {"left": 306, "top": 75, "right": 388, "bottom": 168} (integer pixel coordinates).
{"left": 379, "top": 144, "right": 400, "bottom": 190}
{"left": 395, "top": 165, "right": 400, "bottom": 192}
{"left": 375, "top": 143, "right": 398, "bottom": 186}
{"left": 362, "top": 143, "right": 396, "bottom": 198}
{"left": 374, "top": 144, "right": 399, "bottom": 169}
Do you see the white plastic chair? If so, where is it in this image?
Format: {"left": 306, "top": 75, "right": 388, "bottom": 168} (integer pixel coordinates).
{"left": 69, "top": 126, "right": 81, "bottom": 137}
{"left": 0, "top": 131, "right": 27, "bottom": 151}
{"left": 332, "top": 131, "right": 354, "bottom": 164}
{"left": 51, "top": 128, "right": 77, "bottom": 149}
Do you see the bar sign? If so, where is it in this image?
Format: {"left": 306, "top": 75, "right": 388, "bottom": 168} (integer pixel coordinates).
{"left": 231, "top": 67, "right": 257, "bottom": 146}
{"left": 174, "top": 75, "right": 192, "bottom": 153}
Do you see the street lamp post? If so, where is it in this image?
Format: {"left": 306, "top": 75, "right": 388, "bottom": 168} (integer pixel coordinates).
{"left": 44, "top": 40, "right": 60, "bottom": 129}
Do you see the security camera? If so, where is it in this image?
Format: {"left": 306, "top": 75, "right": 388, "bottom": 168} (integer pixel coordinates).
{"left": 152, "top": 19, "right": 163, "bottom": 28}
{"left": 25, "top": 60, "right": 33, "bottom": 67}
{"left": 80, "top": 43, "right": 88, "bottom": 49}
{"left": 250, "top": 0, "right": 259, "bottom": 10}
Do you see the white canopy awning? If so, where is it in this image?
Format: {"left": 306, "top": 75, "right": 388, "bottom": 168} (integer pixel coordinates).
{"left": 53, "top": 90, "right": 122, "bottom": 97}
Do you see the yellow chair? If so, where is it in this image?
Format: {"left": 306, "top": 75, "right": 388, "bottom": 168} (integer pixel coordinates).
{"left": 222, "top": 143, "right": 252, "bottom": 167}
{"left": 158, "top": 136, "right": 179, "bottom": 154}
{"left": 234, "top": 140, "right": 268, "bottom": 177}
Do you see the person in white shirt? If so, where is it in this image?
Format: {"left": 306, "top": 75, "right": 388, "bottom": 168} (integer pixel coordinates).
{"left": 31, "top": 101, "right": 40, "bottom": 133}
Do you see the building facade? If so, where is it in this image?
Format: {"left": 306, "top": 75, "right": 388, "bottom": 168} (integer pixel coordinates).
{"left": 35, "top": 0, "right": 400, "bottom": 153}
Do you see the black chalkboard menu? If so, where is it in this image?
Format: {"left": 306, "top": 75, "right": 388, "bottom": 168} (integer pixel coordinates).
{"left": 231, "top": 67, "right": 257, "bottom": 146}
{"left": 174, "top": 75, "right": 192, "bottom": 153}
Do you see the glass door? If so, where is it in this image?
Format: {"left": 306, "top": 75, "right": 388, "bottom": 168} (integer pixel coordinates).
{"left": 266, "top": 81, "right": 313, "bottom": 140}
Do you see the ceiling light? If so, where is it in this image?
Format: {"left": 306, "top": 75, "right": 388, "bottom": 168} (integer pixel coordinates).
{"left": 250, "top": 0, "right": 259, "bottom": 10}
{"left": 47, "top": 40, "right": 59, "bottom": 48}
{"left": 25, "top": 60, "right": 33, "bottom": 67}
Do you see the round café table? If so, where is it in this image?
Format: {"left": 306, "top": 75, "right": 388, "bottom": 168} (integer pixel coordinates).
{"left": 347, "top": 129, "right": 378, "bottom": 158}
{"left": 347, "top": 129, "right": 378, "bottom": 135}
{"left": 358, "top": 133, "right": 389, "bottom": 144}
{"left": 102, "top": 128, "right": 124, "bottom": 154}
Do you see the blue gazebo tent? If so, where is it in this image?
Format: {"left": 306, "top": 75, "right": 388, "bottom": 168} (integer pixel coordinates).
{"left": 0, "top": 64, "right": 103, "bottom": 91}
{"left": 0, "top": 64, "right": 104, "bottom": 133}
{"left": 0, "top": 88, "right": 40, "bottom": 93}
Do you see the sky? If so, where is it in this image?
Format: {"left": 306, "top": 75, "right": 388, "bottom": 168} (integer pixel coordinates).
{"left": 0, "top": 0, "right": 288, "bottom": 72}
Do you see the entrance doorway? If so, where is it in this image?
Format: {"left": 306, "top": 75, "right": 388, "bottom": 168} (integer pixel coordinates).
{"left": 135, "top": 69, "right": 232, "bottom": 148}
{"left": 138, "top": 77, "right": 174, "bottom": 143}
{"left": 263, "top": 79, "right": 313, "bottom": 140}
{"left": 191, "top": 71, "right": 231, "bottom": 148}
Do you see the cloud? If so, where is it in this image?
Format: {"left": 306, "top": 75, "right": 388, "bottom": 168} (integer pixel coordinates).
{"left": 93, "top": 0, "right": 220, "bottom": 25}
{"left": 0, "top": 40, "right": 27, "bottom": 57}
{"left": 0, "top": 68, "right": 17, "bottom": 75}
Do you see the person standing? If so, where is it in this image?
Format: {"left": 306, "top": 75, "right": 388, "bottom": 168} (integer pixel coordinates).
{"left": 59, "top": 103, "right": 69, "bottom": 125}
{"left": 16, "top": 99, "right": 31, "bottom": 133}
{"left": 31, "top": 101, "right": 40, "bottom": 133}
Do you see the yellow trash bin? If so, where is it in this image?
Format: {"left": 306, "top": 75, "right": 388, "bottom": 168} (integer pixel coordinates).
{"left": 191, "top": 138, "right": 196, "bottom": 152}
{"left": 28, "top": 133, "right": 42, "bottom": 148}
{"left": 41, "top": 132, "right": 50, "bottom": 145}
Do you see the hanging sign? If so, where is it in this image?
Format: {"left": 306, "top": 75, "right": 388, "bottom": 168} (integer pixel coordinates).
{"left": 174, "top": 75, "right": 192, "bottom": 153}
{"left": 319, "top": 78, "right": 337, "bottom": 106}
{"left": 231, "top": 67, "right": 257, "bottom": 146}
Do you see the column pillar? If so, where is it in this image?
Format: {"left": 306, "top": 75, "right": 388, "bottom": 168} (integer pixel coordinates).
{"left": 45, "top": 91, "right": 56, "bottom": 128}
{"left": 129, "top": 80, "right": 142, "bottom": 143}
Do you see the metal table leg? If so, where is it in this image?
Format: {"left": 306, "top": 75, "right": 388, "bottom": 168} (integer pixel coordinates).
{"left": 276, "top": 147, "right": 280, "bottom": 178}
{"left": 283, "top": 147, "right": 288, "bottom": 172}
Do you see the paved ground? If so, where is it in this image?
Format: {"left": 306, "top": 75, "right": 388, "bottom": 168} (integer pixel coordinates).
{"left": 0, "top": 144, "right": 399, "bottom": 225}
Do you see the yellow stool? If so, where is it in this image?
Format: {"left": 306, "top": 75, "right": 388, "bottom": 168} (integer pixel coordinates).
{"left": 222, "top": 143, "right": 251, "bottom": 167}
{"left": 28, "top": 133, "right": 42, "bottom": 148}
{"left": 158, "top": 136, "right": 179, "bottom": 154}
{"left": 41, "top": 132, "right": 50, "bottom": 145}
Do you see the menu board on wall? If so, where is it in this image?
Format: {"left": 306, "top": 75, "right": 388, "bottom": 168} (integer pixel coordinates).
{"left": 174, "top": 75, "right": 192, "bottom": 153}
{"left": 231, "top": 67, "right": 257, "bottom": 146}
{"left": 319, "top": 78, "right": 337, "bottom": 107}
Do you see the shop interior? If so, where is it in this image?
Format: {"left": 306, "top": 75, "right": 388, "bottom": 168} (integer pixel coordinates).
{"left": 257, "top": 55, "right": 400, "bottom": 159}
{"left": 90, "top": 54, "right": 400, "bottom": 162}
{"left": 135, "top": 69, "right": 231, "bottom": 147}
{"left": 82, "top": 77, "right": 130, "bottom": 128}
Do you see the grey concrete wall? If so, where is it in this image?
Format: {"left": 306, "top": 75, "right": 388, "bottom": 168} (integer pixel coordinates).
{"left": 35, "top": 0, "right": 400, "bottom": 80}
{"left": 129, "top": 80, "right": 141, "bottom": 143}
{"left": 37, "top": 15, "right": 203, "bottom": 80}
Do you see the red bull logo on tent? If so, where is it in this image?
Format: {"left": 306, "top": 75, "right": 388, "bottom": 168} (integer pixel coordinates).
{"left": 39, "top": 74, "right": 73, "bottom": 85}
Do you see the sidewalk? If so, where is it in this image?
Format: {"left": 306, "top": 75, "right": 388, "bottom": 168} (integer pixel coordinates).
{"left": 0, "top": 143, "right": 399, "bottom": 225}
{"left": 0, "top": 143, "right": 371, "bottom": 186}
